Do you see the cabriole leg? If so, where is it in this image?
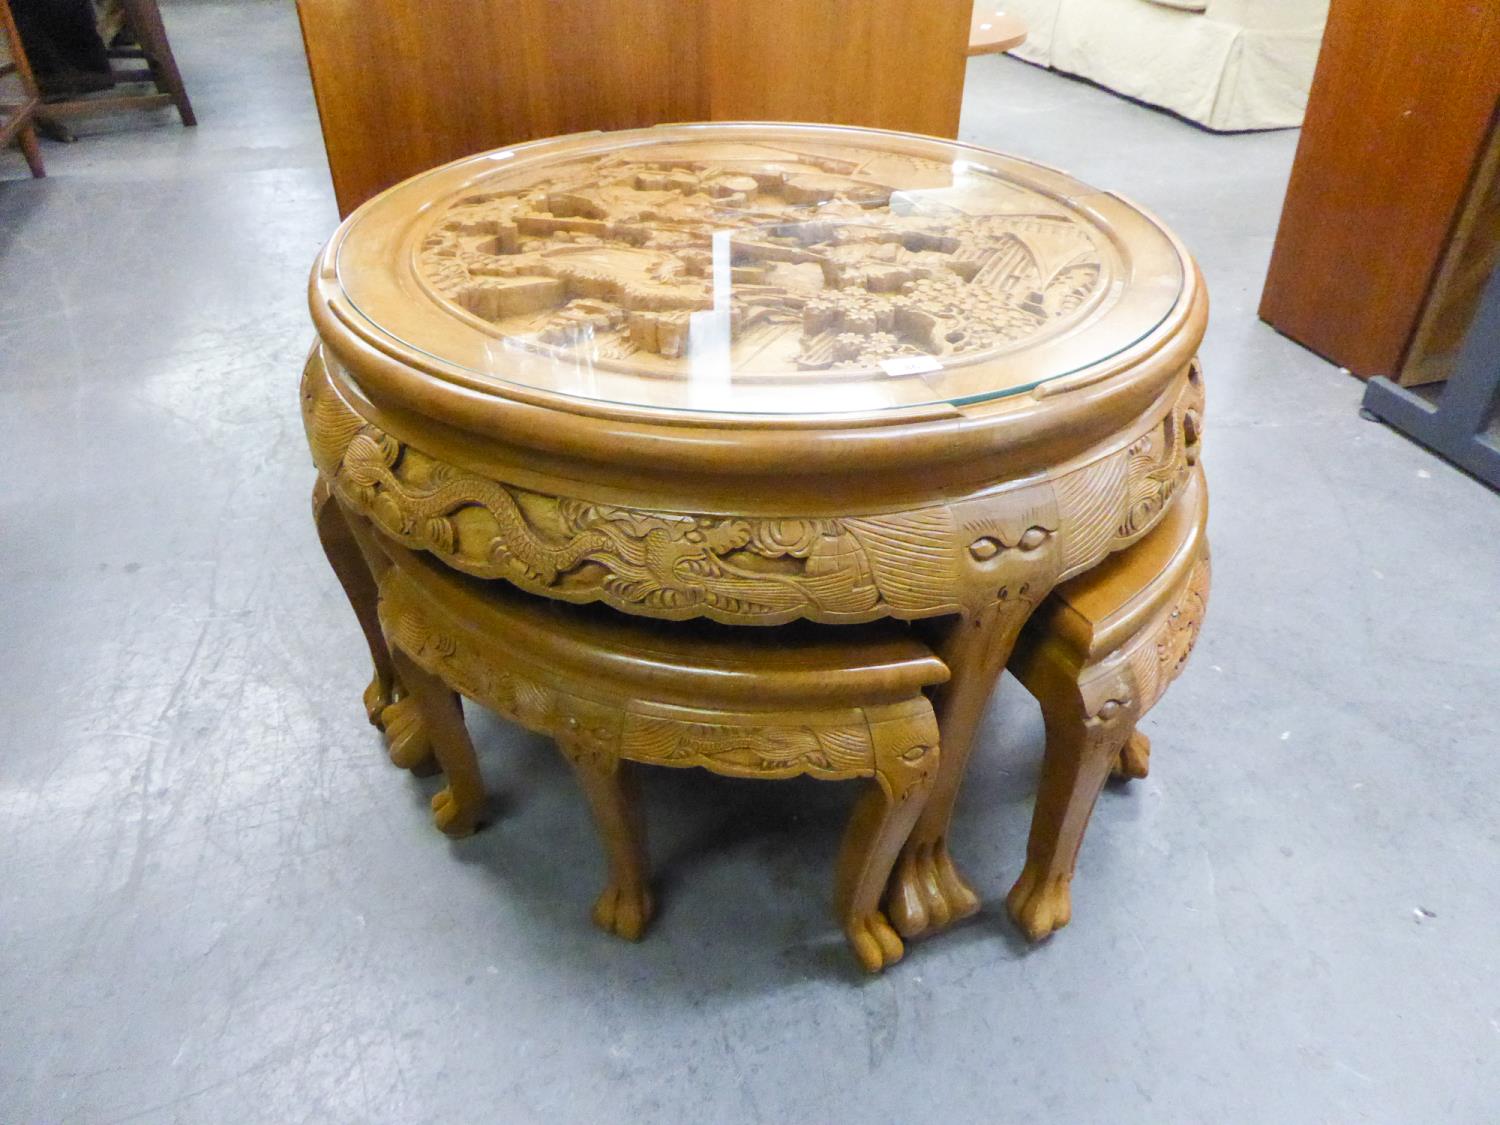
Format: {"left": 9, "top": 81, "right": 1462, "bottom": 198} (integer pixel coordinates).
{"left": 1112, "top": 729, "right": 1151, "bottom": 780}
{"left": 839, "top": 706, "right": 940, "bottom": 972}
{"left": 19, "top": 124, "right": 45, "bottom": 177}
{"left": 388, "top": 648, "right": 486, "bottom": 838}
{"left": 558, "top": 738, "right": 654, "bottom": 941}
{"left": 1006, "top": 673, "right": 1136, "bottom": 942}
{"left": 312, "top": 476, "right": 397, "bottom": 729}
{"left": 885, "top": 598, "right": 1033, "bottom": 940}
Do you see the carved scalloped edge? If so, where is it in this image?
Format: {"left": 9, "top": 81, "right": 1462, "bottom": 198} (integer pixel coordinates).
{"left": 304, "top": 349, "right": 1200, "bottom": 625}
{"left": 375, "top": 567, "right": 939, "bottom": 785}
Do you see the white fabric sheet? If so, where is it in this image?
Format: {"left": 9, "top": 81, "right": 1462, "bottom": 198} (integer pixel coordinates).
{"left": 998, "top": 0, "right": 1328, "bottom": 130}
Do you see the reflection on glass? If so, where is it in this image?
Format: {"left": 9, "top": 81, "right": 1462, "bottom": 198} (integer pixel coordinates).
{"left": 336, "top": 127, "right": 1186, "bottom": 415}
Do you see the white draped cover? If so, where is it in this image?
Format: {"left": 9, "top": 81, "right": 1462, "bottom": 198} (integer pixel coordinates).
{"left": 998, "top": 0, "right": 1329, "bottom": 131}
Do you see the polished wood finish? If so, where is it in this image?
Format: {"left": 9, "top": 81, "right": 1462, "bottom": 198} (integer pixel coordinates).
{"left": 294, "top": 0, "right": 970, "bottom": 217}
{"left": 304, "top": 125, "right": 1210, "bottom": 962}
{"left": 391, "top": 133, "right": 1143, "bottom": 411}
{"left": 1259, "top": 0, "right": 1500, "bottom": 379}
{"left": 1007, "top": 464, "right": 1209, "bottom": 941}
{"left": 700, "top": 1, "right": 969, "bottom": 135}
{"left": 347, "top": 521, "right": 947, "bottom": 971}
{"left": 0, "top": 0, "right": 44, "bottom": 177}
{"left": 295, "top": 0, "right": 696, "bottom": 218}
{"left": 967, "top": 5, "right": 1027, "bottom": 56}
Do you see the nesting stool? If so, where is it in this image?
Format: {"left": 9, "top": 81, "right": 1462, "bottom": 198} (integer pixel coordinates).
{"left": 325, "top": 495, "right": 949, "bottom": 973}
{"left": 1005, "top": 465, "right": 1210, "bottom": 941}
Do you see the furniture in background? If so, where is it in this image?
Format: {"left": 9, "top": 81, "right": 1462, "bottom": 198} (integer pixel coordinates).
{"left": 294, "top": 0, "right": 971, "bottom": 217}
{"left": 301, "top": 124, "right": 1209, "bottom": 967}
{"left": 35, "top": 0, "right": 194, "bottom": 131}
{"left": 0, "top": 0, "right": 44, "bottom": 176}
{"left": 1358, "top": 110, "right": 1499, "bottom": 491}
{"left": 1001, "top": 0, "right": 1328, "bottom": 130}
{"left": 968, "top": 6, "right": 1027, "bottom": 56}
{"left": 1362, "top": 263, "right": 1500, "bottom": 492}
{"left": 1259, "top": 0, "right": 1500, "bottom": 383}
{"left": 1389, "top": 121, "right": 1500, "bottom": 393}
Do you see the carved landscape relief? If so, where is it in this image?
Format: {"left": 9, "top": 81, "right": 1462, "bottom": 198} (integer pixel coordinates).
{"left": 413, "top": 140, "right": 1109, "bottom": 378}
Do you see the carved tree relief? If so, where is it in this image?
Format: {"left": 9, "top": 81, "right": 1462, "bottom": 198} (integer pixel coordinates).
{"left": 413, "top": 141, "right": 1108, "bottom": 379}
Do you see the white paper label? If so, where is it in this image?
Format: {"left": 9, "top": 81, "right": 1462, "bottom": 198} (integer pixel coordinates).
{"left": 879, "top": 355, "right": 943, "bottom": 377}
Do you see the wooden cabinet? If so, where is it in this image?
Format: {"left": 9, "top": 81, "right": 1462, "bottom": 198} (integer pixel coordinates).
{"left": 1258, "top": 0, "right": 1500, "bottom": 384}
{"left": 295, "top": 0, "right": 970, "bottom": 217}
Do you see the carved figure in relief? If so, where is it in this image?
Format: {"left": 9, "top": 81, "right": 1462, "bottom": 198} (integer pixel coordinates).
{"left": 415, "top": 141, "right": 1107, "bottom": 378}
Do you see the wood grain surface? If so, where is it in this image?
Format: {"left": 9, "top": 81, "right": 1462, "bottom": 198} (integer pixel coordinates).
{"left": 1258, "top": 0, "right": 1500, "bottom": 378}
{"left": 296, "top": 0, "right": 970, "bottom": 216}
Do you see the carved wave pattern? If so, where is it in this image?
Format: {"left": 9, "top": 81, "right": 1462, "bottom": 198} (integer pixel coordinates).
{"left": 304, "top": 350, "right": 1202, "bottom": 626}
{"left": 378, "top": 572, "right": 884, "bottom": 782}
{"left": 1053, "top": 454, "right": 1127, "bottom": 572}
{"left": 620, "top": 716, "right": 872, "bottom": 779}
{"left": 1055, "top": 368, "right": 1201, "bottom": 570}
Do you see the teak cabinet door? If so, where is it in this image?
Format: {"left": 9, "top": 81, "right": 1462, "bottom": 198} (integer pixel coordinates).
{"left": 296, "top": 0, "right": 970, "bottom": 217}
{"left": 1258, "top": 0, "right": 1500, "bottom": 381}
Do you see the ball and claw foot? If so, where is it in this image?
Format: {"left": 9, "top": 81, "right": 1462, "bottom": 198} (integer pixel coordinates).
{"left": 591, "top": 881, "right": 654, "bottom": 941}
{"left": 381, "top": 695, "right": 436, "bottom": 771}
{"left": 1112, "top": 730, "right": 1151, "bottom": 781}
{"left": 363, "top": 675, "right": 393, "bottom": 729}
{"left": 846, "top": 910, "right": 906, "bottom": 973}
{"left": 1006, "top": 864, "right": 1072, "bottom": 941}
{"left": 430, "top": 786, "right": 481, "bottom": 838}
{"left": 885, "top": 840, "right": 981, "bottom": 939}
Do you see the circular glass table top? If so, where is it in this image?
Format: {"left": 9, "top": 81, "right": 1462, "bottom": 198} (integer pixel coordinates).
{"left": 331, "top": 123, "right": 1188, "bottom": 417}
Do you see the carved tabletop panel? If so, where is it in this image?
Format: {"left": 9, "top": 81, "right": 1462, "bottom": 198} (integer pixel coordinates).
{"left": 327, "top": 124, "right": 1188, "bottom": 416}
{"left": 415, "top": 141, "right": 1107, "bottom": 377}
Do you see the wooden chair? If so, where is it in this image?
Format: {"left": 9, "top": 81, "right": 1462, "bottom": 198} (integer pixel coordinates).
{"left": 0, "top": 0, "right": 43, "bottom": 176}
{"left": 316, "top": 483, "right": 950, "bottom": 973}
{"left": 294, "top": 0, "right": 972, "bottom": 217}
{"left": 1005, "top": 464, "right": 1210, "bottom": 941}
{"left": 37, "top": 0, "right": 194, "bottom": 130}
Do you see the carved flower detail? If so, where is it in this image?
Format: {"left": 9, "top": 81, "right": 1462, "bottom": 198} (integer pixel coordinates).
{"left": 748, "top": 519, "right": 831, "bottom": 557}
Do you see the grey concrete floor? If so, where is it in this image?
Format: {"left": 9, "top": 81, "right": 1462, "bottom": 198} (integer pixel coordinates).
{"left": 3, "top": 3, "right": 1498, "bottom": 1122}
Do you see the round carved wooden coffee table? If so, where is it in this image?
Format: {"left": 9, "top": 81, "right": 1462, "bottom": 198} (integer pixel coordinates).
{"left": 302, "top": 122, "right": 1206, "bottom": 942}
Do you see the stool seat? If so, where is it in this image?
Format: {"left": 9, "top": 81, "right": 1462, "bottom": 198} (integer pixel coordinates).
{"left": 342, "top": 519, "right": 947, "bottom": 973}
{"left": 1031, "top": 463, "right": 1209, "bottom": 662}
{"left": 384, "top": 546, "right": 949, "bottom": 716}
